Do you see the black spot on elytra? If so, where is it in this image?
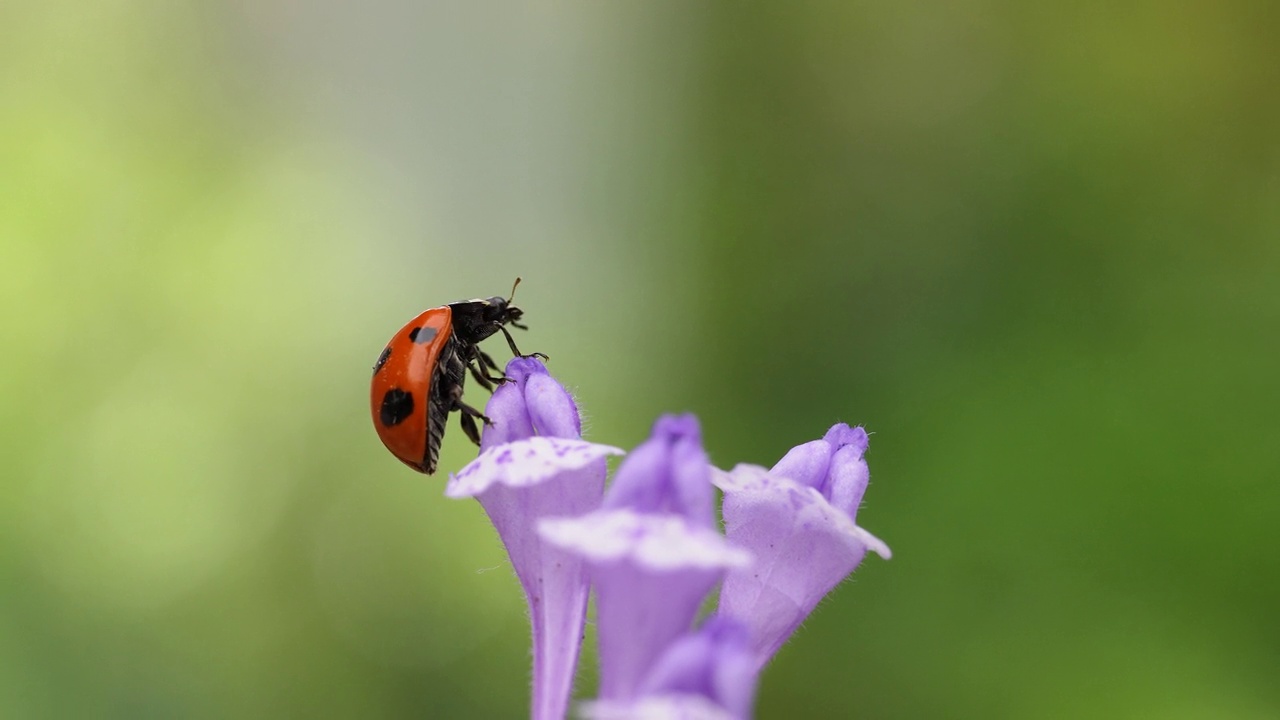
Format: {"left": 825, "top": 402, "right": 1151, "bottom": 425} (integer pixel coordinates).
{"left": 380, "top": 388, "right": 414, "bottom": 427}
{"left": 408, "top": 326, "right": 437, "bottom": 344}
{"left": 372, "top": 346, "right": 392, "bottom": 377}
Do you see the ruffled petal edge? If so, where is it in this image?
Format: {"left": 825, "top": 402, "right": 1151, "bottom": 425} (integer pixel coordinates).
{"left": 446, "top": 437, "right": 624, "bottom": 498}
{"left": 539, "top": 509, "right": 752, "bottom": 570}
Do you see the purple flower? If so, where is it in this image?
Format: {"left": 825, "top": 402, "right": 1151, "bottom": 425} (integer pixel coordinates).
{"left": 540, "top": 415, "right": 751, "bottom": 703}
{"left": 446, "top": 358, "right": 623, "bottom": 720}
{"left": 714, "top": 423, "right": 891, "bottom": 669}
{"left": 581, "top": 616, "right": 758, "bottom": 720}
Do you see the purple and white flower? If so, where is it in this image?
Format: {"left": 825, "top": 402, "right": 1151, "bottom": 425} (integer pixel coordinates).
{"left": 540, "top": 415, "right": 752, "bottom": 703}
{"left": 581, "top": 615, "right": 758, "bottom": 720}
{"left": 441, "top": 356, "right": 891, "bottom": 719}
{"left": 715, "top": 423, "right": 891, "bottom": 668}
{"left": 446, "top": 358, "right": 623, "bottom": 720}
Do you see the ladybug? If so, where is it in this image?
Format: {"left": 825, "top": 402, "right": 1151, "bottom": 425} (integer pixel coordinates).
{"left": 370, "top": 279, "right": 543, "bottom": 474}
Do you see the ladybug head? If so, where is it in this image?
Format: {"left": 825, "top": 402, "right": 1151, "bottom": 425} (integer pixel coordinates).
{"left": 449, "top": 279, "right": 531, "bottom": 345}
{"left": 483, "top": 295, "right": 525, "bottom": 328}
{"left": 485, "top": 277, "right": 527, "bottom": 330}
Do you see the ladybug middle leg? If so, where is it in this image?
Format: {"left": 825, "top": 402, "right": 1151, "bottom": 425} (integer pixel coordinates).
{"left": 477, "top": 349, "right": 501, "bottom": 373}
{"left": 465, "top": 346, "right": 508, "bottom": 391}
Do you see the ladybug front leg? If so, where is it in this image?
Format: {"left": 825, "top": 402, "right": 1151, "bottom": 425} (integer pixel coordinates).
{"left": 493, "top": 323, "right": 549, "bottom": 361}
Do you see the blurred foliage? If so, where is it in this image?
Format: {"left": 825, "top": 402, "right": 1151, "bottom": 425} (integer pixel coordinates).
{"left": 3, "top": 1, "right": 1277, "bottom": 718}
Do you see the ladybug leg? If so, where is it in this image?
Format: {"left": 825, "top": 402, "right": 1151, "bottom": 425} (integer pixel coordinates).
{"left": 456, "top": 399, "right": 491, "bottom": 447}
{"left": 478, "top": 349, "right": 501, "bottom": 373}
{"left": 466, "top": 347, "right": 509, "bottom": 390}
{"left": 448, "top": 383, "right": 492, "bottom": 447}
{"left": 468, "top": 360, "right": 496, "bottom": 391}
{"left": 495, "top": 323, "right": 549, "bottom": 361}
{"left": 459, "top": 410, "right": 482, "bottom": 446}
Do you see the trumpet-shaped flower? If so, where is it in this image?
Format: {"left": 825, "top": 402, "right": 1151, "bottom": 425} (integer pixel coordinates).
{"left": 541, "top": 415, "right": 751, "bottom": 702}
{"left": 446, "top": 358, "right": 622, "bottom": 720}
{"left": 714, "top": 424, "right": 891, "bottom": 668}
{"left": 581, "top": 615, "right": 758, "bottom": 720}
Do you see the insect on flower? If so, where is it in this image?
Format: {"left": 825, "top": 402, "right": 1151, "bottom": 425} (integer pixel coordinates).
{"left": 370, "top": 278, "right": 545, "bottom": 474}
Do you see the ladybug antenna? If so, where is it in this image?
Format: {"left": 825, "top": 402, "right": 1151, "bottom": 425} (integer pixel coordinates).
{"left": 505, "top": 277, "right": 530, "bottom": 331}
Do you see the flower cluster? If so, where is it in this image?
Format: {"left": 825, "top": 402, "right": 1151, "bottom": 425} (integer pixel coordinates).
{"left": 445, "top": 358, "right": 890, "bottom": 719}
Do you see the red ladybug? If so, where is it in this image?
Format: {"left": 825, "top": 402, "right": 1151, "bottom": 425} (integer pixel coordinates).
{"left": 370, "top": 279, "right": 542, "bottom": 474}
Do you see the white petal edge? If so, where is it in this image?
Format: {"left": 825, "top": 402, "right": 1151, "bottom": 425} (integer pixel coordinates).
{"left": 445, "top": 437, "right": 625, "bottom": 498}
{"left": 580, "top": 695, "right": 736, "bottom": 720}
{"left": 540, "top": 509, "right": 752, "bottom": 571}
{"left": 715, "top": 464, "right": 892, "bottom": 560}
{"left": 710, "top": 464, "right": 771, "bottom": 493}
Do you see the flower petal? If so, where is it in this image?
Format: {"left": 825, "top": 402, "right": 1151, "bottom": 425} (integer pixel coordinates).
{"left": 715, "top": 462, "right": 888, "bottom": 668}
{"left": 448, "top": 358, "right": 611, "bottom": 720}
{"left": 541, "top": 510, "right": 751, "bottom": 702}
{"left": 591, "top": 562, "right": 731, "bottom": 704}
{"left": 825, "top": 442, "right": 869, "bottom": 521}
{"left": 525, "top": 371, "right": 581, "bottom": 439}
{"left": 581, "top": 695, "right": 739, "bottom": 720}
{"left": 540, "top": 510, "right": 751, "bottom": 571}
{"left": 768, "top": 438, "right": 833, "bottom": 492}
{"left": 603, "top": 415, "right": 713, "bottom": 525}
{"left": 635, "top": 616, "right": 758, "bottom": 720}
{"left": 445, "top": 437, "right": 623, "bottom": 498}
{"left": 481, "top": 357, "right": 581, "bottom": 449}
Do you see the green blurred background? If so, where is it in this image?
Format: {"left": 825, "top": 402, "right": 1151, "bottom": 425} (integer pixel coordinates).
{"left": 4, "top": 1, "right": 1277, "bottom": 718}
